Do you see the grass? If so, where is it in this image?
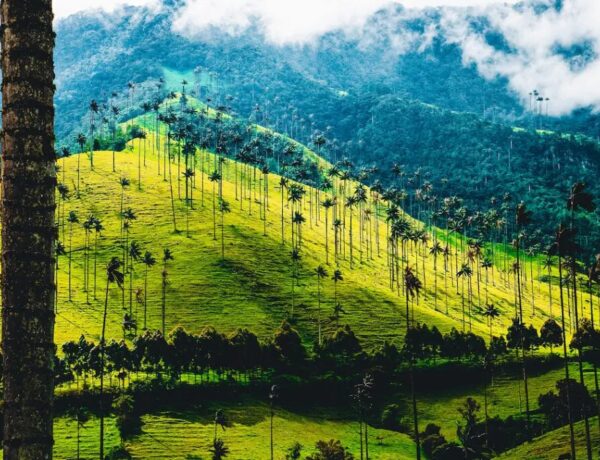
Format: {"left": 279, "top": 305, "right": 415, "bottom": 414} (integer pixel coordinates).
{"left": 499, "top": 417, "right": 600, "bottom": 459}
{"left": 52, "top": 399, "right": 415, "bottom": 459}
{"left": 55, "top": 123, "right": 597, "bottom": 349}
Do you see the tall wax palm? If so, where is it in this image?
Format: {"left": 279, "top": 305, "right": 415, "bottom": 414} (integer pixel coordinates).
{"left": 92, "top": 217, "right": 104, "bottom": 300}
{"left": 1, "top": 2, "right": 57, "bottom": 453}
{"left": 111, "top": 105, "right": 120, "bottom": 172}
{"left": 141, "top": 251, "right": 156, "bottom": 329}
{"left": 457, "top": 263, "right": 473, "bottom": 331}
{"left": 552, "top": 225, "right": 577, "bottom": 459}
{"left": 482, "top": 303, "right": 500, "bottom": 342}
{"left": 290, "top": 249, "right": 301, "bottom": 318}
{"left": 566, "top": 182, "right": 595, "bottom": 460}
{"left": 315, "top": 265, "right": 328, "bottom": 345}
{"left": 161, "top": 248, "right": 174, "bottom": 335}
{"left": 429, "top": 242, "right": 443, "bottom": 310}
{"left": 346, "top": 195, "right": 357, "bottom": 268}
{"left": 82, "top": 215, "right": 95, "bottom": 304}
{"left": 322, "top": 198, "right": 334, "bottom": 264}
{"left": 292, "top": 211, "right": 306, "bottom": 251}
{"left": 219, "top": 199, "right": 231, "bottom": 259}
{"left": 332, "top": 269, "right": 343, "bottom": 313}
{"left": 128, "top": 241, "right": 142, "bottom": 317}
{"left": 55, "top": 242, "right": 66, "bottom": 309}
{"left": 67, "top": 211, "right": 80, "bottom": 301}
{"left": 515, "top": 202, "right": 532, "bottom": 430}
{"left": 76, "top": 133, "right": 87, "bottom": 197}
{"left": 404, "top": 266, "right": 423, "bottom": 460}
{"left": 100, "top": 257, "right": 124, "bottom": 459}
{"left": 89, "top": 100, "right": 99, "bottom": 169}
{"left": 279, "top": 177, "right": 289, "bottom": 244}
{"left": 209, "top": 171, "right": 222, "bottom": 240}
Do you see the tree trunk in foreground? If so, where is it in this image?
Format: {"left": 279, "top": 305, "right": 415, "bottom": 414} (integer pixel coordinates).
{"left": 1, "top": 0, "right": 56, "bottom": 458}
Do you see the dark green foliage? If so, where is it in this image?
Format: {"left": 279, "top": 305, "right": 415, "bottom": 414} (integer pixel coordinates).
{"left": 538, "top": 378, "right": 596, "bottom": 428}
{"left": 305, "top": 439, "right": 354, "bottom": 460}
{"left": 113, "top": 393, "right": 142, "bottom": 441}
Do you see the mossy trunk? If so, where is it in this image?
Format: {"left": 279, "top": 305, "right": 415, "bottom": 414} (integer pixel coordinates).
{"left": 1, "top": 0, "right": 56, "bottom": 458}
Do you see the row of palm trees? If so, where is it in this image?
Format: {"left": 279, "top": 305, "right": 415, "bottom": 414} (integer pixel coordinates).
{"left": 58, "top": 81, "right": 600, "bottom": 459}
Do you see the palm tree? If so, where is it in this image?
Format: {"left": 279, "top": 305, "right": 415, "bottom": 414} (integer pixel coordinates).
{"left": 68, "top": 211, "right": 79, "bottom": 301}
{"left": 141, "top": 251, "right": 156, "bottom": 329}
{"left": 89, "top": 99, "right": 99, "bottom": 169}
{"left": 566, "top": 182, "right": 595, "bottom": 460}
{"left": 515, "top": 201, "right": 532, "bottom": 430}
{"left": 100, "top": 257, "right": 124, "bottom": 459}
{"left": 209, "top": 171, "right": 221, "bottom": 240}
{"left": 315, "top": 265, "right": 328, "bottom": 345}
{"left": 346, "top": 195, "right": 357, "bottom": 268}
{"left": 457, "top": 263, "right": 473, "bottom": 331}
{"left": 76, "top": 133, "right": 87, "bottom": 196}
{"left": 269, "top": 384, "right": 279, "bottom": 460}
{"left": 290, "top": 249, "right": 301, "bottom": 318}
{"left": 92, "top": 217, "right": 104, "bottom": 300}
{"left": 429, "top": 242, "right": 443, "bottom": 310}
{"left": 552, "top": 224, "right": 577, "bottom": 459}
{"left": 1, "top": 3, "right": 56, "bottom": 454}
{"left": 279, "top": 177, "right": 289, "bottom": 244}
{"left": 220, "top": 199, "right": 231, "bottom": 259}
{"left": 128, "top": 241, "right": 142, "bottom": 317}
{"left": 322, "top": 198, "right": 334, "bottom": 264}
{"left": 482, "top": 304, "right": 500, "bottom": 342}
{"left": 111, "top": 105, "right": 120, "bottom": 172}
{"left": 404, "top": 266, "right": 422, "bottom": 460}
{"left": 161, "top": 248, "right": 174, "bottom": 335}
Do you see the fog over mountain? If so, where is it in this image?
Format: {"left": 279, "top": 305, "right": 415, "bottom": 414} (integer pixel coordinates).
{"left": 56, "top": 0, "right": 600, "bottom": 117}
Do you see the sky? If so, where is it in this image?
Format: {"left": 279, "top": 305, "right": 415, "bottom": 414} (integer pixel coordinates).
{"left": 53, "top": 0, "right": 600, "bottom": 115}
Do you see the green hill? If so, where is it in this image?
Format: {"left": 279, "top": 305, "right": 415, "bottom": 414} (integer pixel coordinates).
{"left": 54, "top": 112, "right": 584, "bottom": 349}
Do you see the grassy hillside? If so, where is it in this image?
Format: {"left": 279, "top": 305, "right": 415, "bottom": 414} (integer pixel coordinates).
{"left": 499, "top": 417, "right": 600, "bottom": 459}
{"left": 52, "top": 400, "right": 416, "bottom": 459}
{"left": 54, "top": 112, "right": 598, "bottom": 349}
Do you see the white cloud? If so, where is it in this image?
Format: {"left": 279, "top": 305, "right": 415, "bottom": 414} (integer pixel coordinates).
{"left": 53, "top": 0, "right": 158, "bottom": 19}
{"left": 439, "top": 0, "right": 600, "bottom": 115}
{"left": 171, "top": 0, "right": 518, "bottom": 45}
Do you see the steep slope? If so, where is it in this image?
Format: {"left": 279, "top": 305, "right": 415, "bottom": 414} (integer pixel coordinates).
{"left": 54, "top": 116, "right": 592, "bottom": 349}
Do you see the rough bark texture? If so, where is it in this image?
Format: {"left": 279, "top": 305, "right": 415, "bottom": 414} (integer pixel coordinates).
{"left": 1, "top": 0, "right": 56, "bottom": 458}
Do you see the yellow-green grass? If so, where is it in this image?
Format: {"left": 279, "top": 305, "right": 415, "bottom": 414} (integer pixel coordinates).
{"left": 51, "top": 401, "right": 415, "bottom": 460}
{"left": 409, "top": 361, "right": 597, "bottom": 440}
{"left": 499, "top": 417, "right": 600, "bottom": 459}
{"left": 54, "top": 125, "right": 599, "bottom": 350}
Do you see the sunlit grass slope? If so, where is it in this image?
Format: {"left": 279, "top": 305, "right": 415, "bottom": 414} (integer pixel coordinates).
{"left": 53, "top": 400, "right": 415, "bottom": 459}
{"left": 54, "top": 115, "right": 597, "bottom": 349}
{"left": 499, "top": 416, "right": 600, "bottom": 459}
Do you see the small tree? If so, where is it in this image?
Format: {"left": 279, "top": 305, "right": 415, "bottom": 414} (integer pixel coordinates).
{"left": 540, "top": 318, "right": 563, "bottom": 354}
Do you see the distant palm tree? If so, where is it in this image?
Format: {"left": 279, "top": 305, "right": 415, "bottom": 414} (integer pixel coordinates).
{"left": 404, "top": 266, "right": 422, "bottom": 460}
{"left": 269, "top": 384, "right": 279, "bottom": 460}
{"left": 67, "top": 211, "right": 79, "bottom": 301}
{"left": 89, "top": 100, "right": 99, "bottom": 169}
{"left": 100, "top": 257, "right": 124, "bottom": 459}
{"left": 76, "top": 133, "right": 87, "bottom": 196}
{"left": 482, "top": 303, "right": 500, "bottom": 342}
{"left": 128, "top": 241, "right": 142, "bottom": 317}
{"left": 210, "top": 171, "right": 222, "bottom": 240}
{"left": 141, "top": 251, "right": 156, "bottom": 329}
{"left": 279, "top": 177, "right": 289, "bottom": 244}
{"left": 429, "top": 242, "right": 443, "bottom": 310}
{"left": 315, "top": 265, "right": 328, "bottom": 345}
{"left": 322, "top": 198, "right": 334, "bottom": 264}
{"left": 220, "top": 199, "right": 231, "bottom": 259}
{"left": 161, "top": 248, "right": 174, "bottom": 334}
{"left": 92, "top": 217, "right": 104, "bottom": 300}
{"left": 290, "top": 249, "right": 301, "bottom": 318}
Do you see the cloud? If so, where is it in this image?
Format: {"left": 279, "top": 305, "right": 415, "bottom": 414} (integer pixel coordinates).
{"left": 439, "top": 0, "right": 600, "bottom": 115}
{"left": 53, "top": 0, "right": 159, "bottom": 19}
{"left": 172, "top": 0, "right": 519, "bottom": 45}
